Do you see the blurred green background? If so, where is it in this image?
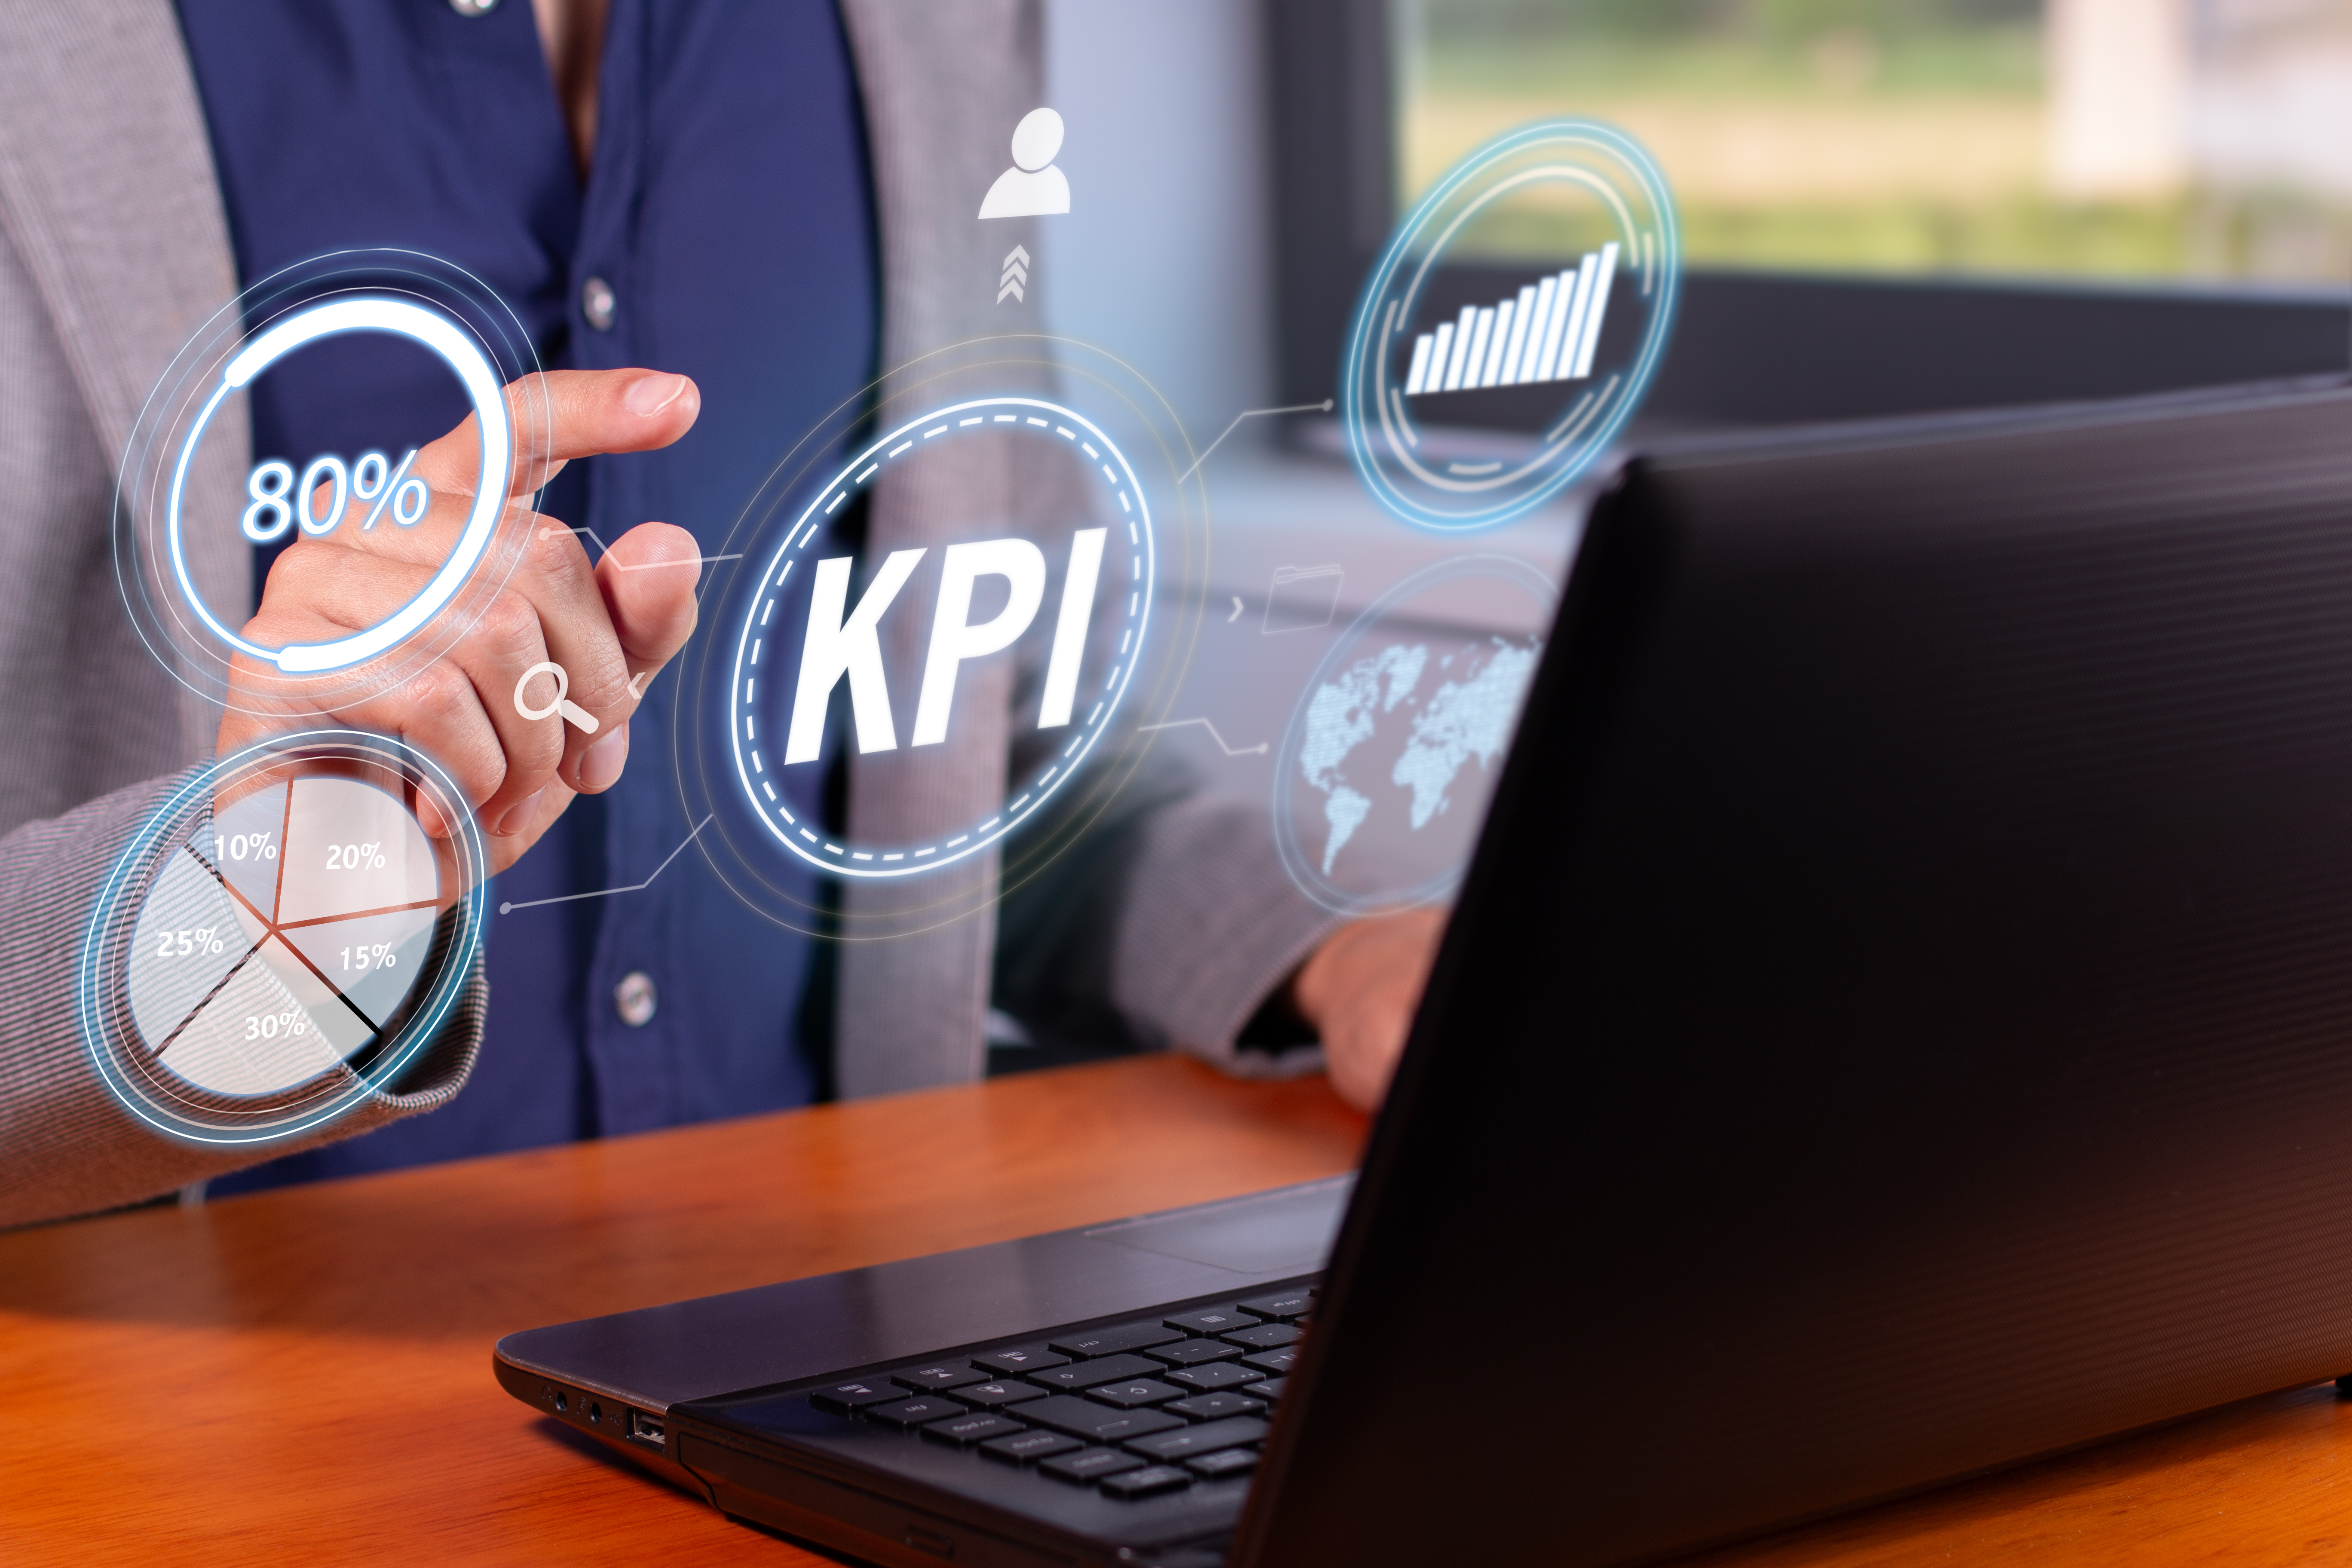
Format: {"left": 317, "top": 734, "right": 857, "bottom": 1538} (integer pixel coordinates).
{"left": 1400, "top": 0, "right": 2352, "bottom": 284}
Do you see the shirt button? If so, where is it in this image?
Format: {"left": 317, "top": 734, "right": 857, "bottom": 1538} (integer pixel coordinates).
{"left": 448, "top": 0, "right": 498, "bottom": 15}
{"left": 614, "top": 971, "right": 657, "bottom": 1028}
{"left": 581, "top": 276, "right": 617, "bottom": 331}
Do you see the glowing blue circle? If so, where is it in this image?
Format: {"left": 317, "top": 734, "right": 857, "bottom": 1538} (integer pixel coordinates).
{"left": 166, "top": 296, "right": 512, "bottom": 674}
{"left": 77, "top": 729, "right": 487, "bottom": 1149}
{"left": 728, "top": 397, "right": 1153, "bottom": 879}
{"left": 1271, "top": 555, "right": 1556, "bottom": 916}
{"left": 1341, "top": 120, "right": 1681, "bottom": 533}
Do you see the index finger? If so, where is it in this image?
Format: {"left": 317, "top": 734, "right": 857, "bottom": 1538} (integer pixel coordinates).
{"left": 409, "top": 368, "right": 701, "bottom": 499}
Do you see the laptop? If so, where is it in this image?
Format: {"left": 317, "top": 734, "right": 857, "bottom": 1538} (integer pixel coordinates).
{"left": 497, "top": 378, "right": 2352, "bottom": 1566}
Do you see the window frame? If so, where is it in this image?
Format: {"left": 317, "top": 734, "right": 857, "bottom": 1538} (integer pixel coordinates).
{"left": 1263, "top": 1, "right": 2352, "bottom": 434}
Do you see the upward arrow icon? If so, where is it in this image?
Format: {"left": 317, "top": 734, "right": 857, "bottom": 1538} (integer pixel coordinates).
{"left": 998, "top": 245, "right": 1031, "bottom": 305}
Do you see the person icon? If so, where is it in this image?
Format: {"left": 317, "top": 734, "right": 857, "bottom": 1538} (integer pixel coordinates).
{"left": 978, "top": 107, "right": 1070, "bottom": 219}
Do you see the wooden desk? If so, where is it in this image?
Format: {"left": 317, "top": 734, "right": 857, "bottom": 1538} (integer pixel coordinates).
{"left": 4, "top": 1054, "right": 2349, "bottom": 1566}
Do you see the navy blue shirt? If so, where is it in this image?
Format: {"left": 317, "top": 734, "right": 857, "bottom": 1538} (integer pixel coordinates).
{"left": 176, "top": 0, "right": 876, "bottom": 1190}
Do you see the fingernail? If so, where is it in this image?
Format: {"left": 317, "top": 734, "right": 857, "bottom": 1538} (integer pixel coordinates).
{"left": 624, "top": 373, "right": 688, "bottom": 417}
{"left": 495, "top": 785, "right": 547, "bottom": 838}
{"left": 579, "top": 721, "right": 630, "bottom": 792}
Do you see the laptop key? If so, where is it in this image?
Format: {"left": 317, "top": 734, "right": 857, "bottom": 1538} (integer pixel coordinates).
{"left": 894, "top": 1363, "right": 989, "bottom": 1393}
{"left": 809, "top": 1380, "right": 900, "bottom": 1414}
{"left": 867, "top": 1396, "right": 969, "bottom": 1429}
{"left": 1220, "top": 1322, "right": 1299, "bottom": 1351}
{"left": 1236, "top": 1290, "right": 1311, "bottom": 1321}
{"left": 981, "top": 1429, "right": 1083, "bottom": 1466}
{"left": 1086, "top": 1378, "right": 1185, "bottom": 1409}
{"left": 1100, "top": 1464, "right": 1192, "bottom": 1500}
{"left": 1039, "top": 1446, "right": 1145, "bottom": 1485}
{"left": 1145, "top": 1338, "right": 1242, "bottom": 1368}
{"left": 1185, "top": 1448, "right": 1259, "bottom": 1480}
{"left": 1164, "top": 1308, "right": 1250, "bottom": 1334}
{"left": 973, "top": 1345, "right": 1070, "bottom": 1376}
{"left": 1124, "top": 1416, "right": 1271, "bottom": 1463}
{"left": 1166, "top": 1393, "right": 1264, "bottom": 1421}
{"left": 1240, "top": 1348, "right": 1297, "bottom": 1376}
{"left": 1164, "top": 1361, "right": 1259, "bottom": 1392}
{"left": 1016, "top": 1395, "right": 1187, "bottom": 1444}
{"left": 1024, "top": 1353, "right": 1164, "bottom": 1392}
{"left": 1242, "top": 1378, "right": 1286, "bottom": 1402}
{"left": 922, "top": 1410, "right": 1027, "bottom": 1448}
{"left": 950, "top": 1380, "right": 1046, "bottom": 1409}
{"left": 1048, "top": 1321, "right": 1185, "bottom": 1359}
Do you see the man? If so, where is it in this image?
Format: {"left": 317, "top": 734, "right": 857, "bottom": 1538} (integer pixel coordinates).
{"left": 0, "top": 0, "right": 1438, "bottom": 1228}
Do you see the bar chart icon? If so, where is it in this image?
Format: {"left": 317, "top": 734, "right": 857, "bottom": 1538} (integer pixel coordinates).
{"left": 1402, "top": 241, "right": 1619, "bottom": 398}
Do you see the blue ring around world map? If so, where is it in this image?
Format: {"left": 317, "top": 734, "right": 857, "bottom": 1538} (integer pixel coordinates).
{"left": 1271, "top": 555, "right": 1557, "bottom": 916}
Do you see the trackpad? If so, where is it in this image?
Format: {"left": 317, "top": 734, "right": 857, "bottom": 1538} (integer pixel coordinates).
{"left": 1084, "top": 1178, "right": 1353, "bottom": 1276}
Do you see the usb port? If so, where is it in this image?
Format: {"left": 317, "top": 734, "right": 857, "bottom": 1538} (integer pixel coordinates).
{"left": 625, "top": 1410, "right": 666, "bottom": 1449}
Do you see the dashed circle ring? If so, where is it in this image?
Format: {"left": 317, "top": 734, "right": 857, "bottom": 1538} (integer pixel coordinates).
{"left": 729, "top": 397, "right": 1153, "bottom": 877}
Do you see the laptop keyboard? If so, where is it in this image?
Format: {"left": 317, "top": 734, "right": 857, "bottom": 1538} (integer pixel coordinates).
{"left": 805, "top": 1286, "right": 1311, "bottom": 1503}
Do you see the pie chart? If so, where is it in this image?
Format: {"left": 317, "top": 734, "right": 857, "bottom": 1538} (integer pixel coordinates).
{"left": 127, "top": 775, "right": 442, "bottom": 1097}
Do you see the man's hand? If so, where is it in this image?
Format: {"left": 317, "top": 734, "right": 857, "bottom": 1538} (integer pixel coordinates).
{"left": 1290, "top": 906, "right": 1448, "bottom": 1112}
{"left": 217, "top": 369, "right": 704, "bottom": 876}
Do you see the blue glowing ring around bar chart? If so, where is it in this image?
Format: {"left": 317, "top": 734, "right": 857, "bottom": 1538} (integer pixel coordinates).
{"left": 166, "top": 296, "right": 512, "bottom": 674}
{"left": 730, "top": 397, "right": 1153, "bottom": 878}
{"left": 1341, "top": 120, "right": 1680, "bottom": 533}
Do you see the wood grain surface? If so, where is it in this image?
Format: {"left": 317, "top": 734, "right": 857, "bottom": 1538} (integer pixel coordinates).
{"left": 0, "top": 1056, "right": 1362, "bottom": 1564}
{"left": 4, "top": 1053, "right": 2349, "bottom": 1565}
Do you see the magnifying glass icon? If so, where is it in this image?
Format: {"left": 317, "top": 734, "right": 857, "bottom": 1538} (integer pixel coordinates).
{"left": 513, "top": 662, "right": 599, "bottom": 733}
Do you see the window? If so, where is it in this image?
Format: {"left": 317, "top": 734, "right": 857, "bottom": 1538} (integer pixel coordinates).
{"left": 1269, "top": 0, "right": 2349, "bottom": 426}
{"left": 1396, "top": 0, "right": 2352, "bottom": 286}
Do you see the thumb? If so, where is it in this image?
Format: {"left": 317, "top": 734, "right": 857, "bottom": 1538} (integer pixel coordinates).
{"left": 596, "top": 521, "right": 703, "bottom": 673}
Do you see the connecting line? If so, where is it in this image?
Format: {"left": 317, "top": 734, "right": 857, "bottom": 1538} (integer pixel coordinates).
{"left": 539, "top": 524, "right": 743, "bottom": 572}
{"left": 1177, "top": 399, "right": 1334, "bottom": 484}
{"left": 1137, "top": 718, "right": 1269, "bottom": 757}
{"left": 498, "top": 815, "right": 714, "bottom": 914}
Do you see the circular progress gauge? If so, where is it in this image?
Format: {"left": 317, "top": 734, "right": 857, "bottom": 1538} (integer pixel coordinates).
{"left": 81, "top": 732, "right": 487, "bottom": 1147}
{"left": 113, "top": 249, "right": 547, "bottom": 715}
{"left": 168, "top": 296, "right": 511, "bottom": 675}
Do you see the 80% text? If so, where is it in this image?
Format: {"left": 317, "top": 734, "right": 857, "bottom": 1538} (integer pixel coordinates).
{"left": 244, "top": 449, "right": 429, "bottom": 543}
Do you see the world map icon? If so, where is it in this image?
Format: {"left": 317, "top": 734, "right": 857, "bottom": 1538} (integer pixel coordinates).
{"left": 1272, "top": 556, "right": 1556, "bottom": 916}
{"left": 1299, "top": 637, "right": 1538, "bottom": 875}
